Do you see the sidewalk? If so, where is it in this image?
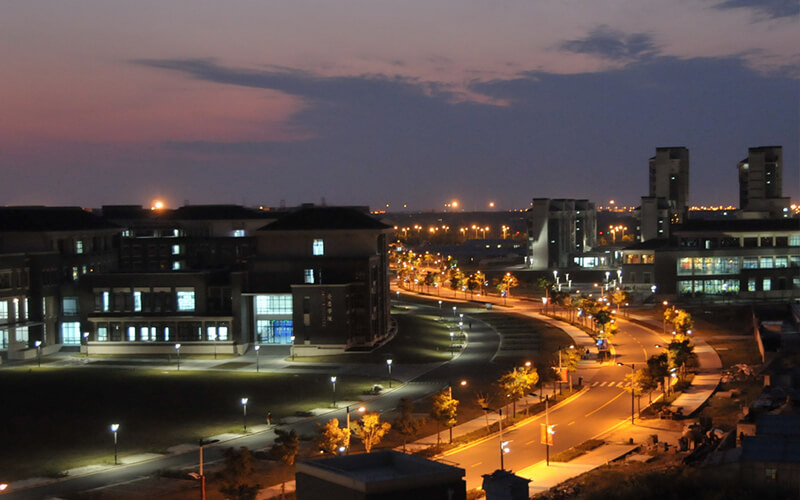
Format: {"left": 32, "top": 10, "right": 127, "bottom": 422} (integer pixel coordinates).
{"left": 627, "top": 313, "right": 722, "bottom": 416}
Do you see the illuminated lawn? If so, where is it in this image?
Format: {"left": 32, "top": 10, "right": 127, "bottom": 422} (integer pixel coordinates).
{"left": 0, "top": 368, "right": 377, "bottom": 481}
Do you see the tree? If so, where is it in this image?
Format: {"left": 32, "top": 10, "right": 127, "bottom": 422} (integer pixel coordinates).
{"left": 497, "top": 366, "right": 539, "bottom": 417}
{"left": 475, "top": 392, "right": 492, "bottom": 431}
{"left": 318, "top": 418, "right": 350, "bottom": 454}
{"left": 623, "top": 368, "right": 650, "bottom": 414}
{"left": 473, "top": 270, "right": 486, "bottom": 296}
{"left": 667, "top": 339, "right": 696, "bottom": 379}
{"left": 611, "top": 288, "right": 630, "bottom": 311}
{"left": 394, "top": 398, "right": 424, "bottom": 452}
{"left": 217, "top": 447, "right": 260, "bottom": 500}
{"left": 670, "top": 309, "right": 694, "bottom": 339}
{"left": 646, "top": 353, "right": 669, "bottom": 399}
{"left": 561, "top": 347, "right": 581, "bottom": 391}
{"left": 354, "top": 412, "right": 391, "bottom": 453}
{"left": 271, "top": 428, "right": 299, "bottom": 498}
{"left": 430, "top": 388, "right": 459, "bottom": 445}
{"left": 495, "top": 272, "right": 519, "bottom": 305}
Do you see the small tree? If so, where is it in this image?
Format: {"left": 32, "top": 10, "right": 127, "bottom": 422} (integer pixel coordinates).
{"left": 623, "top": 369, "right": 649, "bottom": 414}
{"left": 394, "top": 398, "right": 424, "bottom": 452}
{"left": 646, "top": 353, "right": 669, "bottom": 399}
{"left": 430, "top": 388, "right": 459, "bottom": 445}
{"left": 667, "top": 339, "right": 696, "bottom": 379}
{"left": 354, "top": 412, "right": 391, "bottom": 453}
{"left": 217, "top": 447, "right": 260, "bottom": 500}
{"left": 497, "top": 366, "right": 539, "bottom": 417}
{"left": 271, "top": 429, "right": 299, "bottom": 498}
{"left": 561, "top": 347, "right": 581, "bottom": 391}
{"left": 318, "top": 418, "right": 350, "bottom": 454}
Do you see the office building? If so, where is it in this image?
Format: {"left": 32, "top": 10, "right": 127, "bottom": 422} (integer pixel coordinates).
{"left": 525, "top": 199, "right": 596, "bottom": 270}
{"left": 738, "top": 146, "right": 790, "bottom": 218}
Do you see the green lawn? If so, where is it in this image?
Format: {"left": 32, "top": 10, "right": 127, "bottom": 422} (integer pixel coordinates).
{"left": 0, "top": 368, "right": 377, "bottom": 480}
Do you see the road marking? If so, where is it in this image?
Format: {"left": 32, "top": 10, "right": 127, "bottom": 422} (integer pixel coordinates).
{"left": 525, "top": 439, "right": 536, "bottom": 445}
{"left": 584, "top": 390, "right": 626, "bottom": 417}
{"left": 471, "top": 461, "right": 483, "bottom": 467}
{"left": 568, "top": 421, "right": 575, "bottom": 426}
{"left": 591, "top": 381, "right": 599, "bottom": 387}
{"left": 599, "top": 381, "right": 608, "bottom": 387}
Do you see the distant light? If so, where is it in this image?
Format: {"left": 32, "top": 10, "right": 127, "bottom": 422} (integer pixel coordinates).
{"left": 451, "top": 200, "right": 459, "bottom": 208}
{"left": 609, "top": 200, "right": 615, "bottom": 205}
{"left": 151, "top": 200, "right": 165, "bottom": 210}
{"left": 489, "top": 201, "right": 495, "bottom": 208}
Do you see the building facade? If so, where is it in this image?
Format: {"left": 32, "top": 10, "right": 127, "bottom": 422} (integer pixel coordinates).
{"left": 526, "top": 199, "right": 596, "bottom": 270}
{"left": 738, "top": 146, "right": 790, "bottom": 218}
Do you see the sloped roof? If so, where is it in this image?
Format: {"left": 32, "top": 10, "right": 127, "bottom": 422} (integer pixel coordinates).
{"left": 260, "top": 206, "right": 391, "bottom": 231}
{"left": 0, "top": 207, "right": 118, "bottom": 232}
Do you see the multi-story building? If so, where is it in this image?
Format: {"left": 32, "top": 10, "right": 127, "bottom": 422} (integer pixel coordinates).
{"left": 526, "top": 199, "right": 596, "bottom": 270}
{"left": 0, "top": 204, "right": 393, "bottom": 358}
{"left": 622, "top": 219, "right": 800, "bottom": 301}
{"left": 648, "top": 146, "right": 690, "bottom": 222}
{"left": 738, "top": 146, "right": 790, "bottom": 218}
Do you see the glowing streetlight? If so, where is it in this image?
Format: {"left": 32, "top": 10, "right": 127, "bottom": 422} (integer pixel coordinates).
{"left": 34, "top": 340, "right": 42, "bottom": 367}
{"left": 254, "top": 345, "right": 260, "bottom": 373}
{"left": 331, "top": 376, "right": 337, "bottom": 407}
{"left": 291, "top": 335, "right": 296, "bottom": 361}
{"left": 482, "top": 406, "right": 506, "bottom": 470}
{"left": 617, "top": 362, "right": 636, "bottom": 424}
{"left": 386, "top": 359, "right": 393, "bottom": 388}
{"left": 110, "top": 424, "right": 120, "bottom": 465}
{"left": 174, "top": 343, "right": 181, "bottom": 371}
{"left": 241, "top": 397, "right": 249, "bottom": 432}
{"left": 83, "top": 332, "right": 90, "bottom": 359}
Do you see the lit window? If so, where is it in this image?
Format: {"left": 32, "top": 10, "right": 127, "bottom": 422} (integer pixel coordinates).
{"left": 304, "top": 269, "right": 315, "bottom": 284}
{"left": 775, "top": 257, "right": 788, "bottom": 268}
{"left": 218, "top": 325, "right": 228, "bottom": 340}
{"left": 172, "top": 261, "right": 182, "bottom": 271}
{"left": 748, "top": 279, "right": 756, "bottom": 292}
{"left": 233, "top": 229, "right": 246, "bottom": 237}
{"left": 763, "top": 279, "right": 771, "bottom": 291}
{"left": 75, "top": 240, "right": 84, "bottom": 254}
{"left": 15, "top": 326, "right": 28, "bottom": 343}
{"left": 133, "top": 291, "right": 142, "bottom": 312}
{"left": 102, "top": 291, "right": 110, "bottom": 312}
{"left": 172, "top": 245, "right": 181, "bottom": 255}
{"left": 63, "top": 297, "right": 79, "bottom": 316}
{"left": 0, "top": 301, "right": 7, "bottom": 321}
{"left": 127, "top": 326, "right": 136, "bottom": 341}
{"left": 313, "top": 239, "right": 324, "bottom": 256}
{"left": 61, "top": 322, "right": 81, "bottom": 345}
{"left": 177, "top": 289, "right": 195, "bottom": 311}
{"left": 97, "top": 326, "right": 108, "bottom": 342}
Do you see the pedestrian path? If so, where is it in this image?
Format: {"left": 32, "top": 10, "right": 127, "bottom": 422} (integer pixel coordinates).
{"left": 627, "top": 313, "right": 722, "bottom": 416}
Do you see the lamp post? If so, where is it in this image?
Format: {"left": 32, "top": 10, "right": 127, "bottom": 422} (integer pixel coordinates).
{"left": 110, "top": 423, "right": 120, "bottom": 465}
{"left": 254, "top": 345, "right": 260, "bottom": 373}
{"left": 481, "top": 407, "right": 506, "bottom": 470}
{"left": 330, "top": 376, "right": 337, "bottom": 407}
{"left": 174, "top": 343, "right": 181, "bottom": 371}
{"left": 530, "top": 393, "right": 553, "bottom": 465}
{"left": 386, "top": 359, "right": 393, "bottom": 388}
{"left": 241, "top": 397, "right": 248, "bottom": 432}
{"left": 449, "top": 331, "right": 455, "bottom": 357}
{"left": 452, "top": 306, "right": 457, "bottom": 320}
{"left": 291, "top": 335, "right": 296, "bottom": 361}
{"left": 83, "top": 332, "right": 90, "bottom": 359}
{"left": 617, "top": 363, "right": 636, "bottom": 424}
{"left": 34, "top": 340, "right": 42, "bottom": 367}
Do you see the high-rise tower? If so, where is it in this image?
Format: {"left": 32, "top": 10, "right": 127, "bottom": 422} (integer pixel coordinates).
{"left": 738, "top": 146, "right": 788, "bottom": 217}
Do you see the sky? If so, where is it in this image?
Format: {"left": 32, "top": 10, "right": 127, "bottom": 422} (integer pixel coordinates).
{"left": 1, "top": 0, "right": 798, "bottom": 211}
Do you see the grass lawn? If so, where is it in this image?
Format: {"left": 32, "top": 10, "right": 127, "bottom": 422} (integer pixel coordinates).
{"left": 0, "top": 367, "right": 378, "bottom": 481}
{"left": 292, "top": 309, "right": 454, "bottom": 364}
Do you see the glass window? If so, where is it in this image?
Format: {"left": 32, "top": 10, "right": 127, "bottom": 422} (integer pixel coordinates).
{"left": 63, "top": 297, "right": 79, "bottom": 316}
{"left": 75, "top": 240, "right": 84, "bottom": 254}
{"left": 218, "top": 325, "right": 228, "bottom": 341}
{"left": 789, "top": 235, "right": 800, "bottom": 247}
{"left": 692, "top": 257, "right": 714, "bottom": 275}
{"left": 677, "top": 281, "right": 693, "bottom": 295}
{"left": 677, "top": 258, "right": 692, "bottom": 275}
{"left": 0, "top": 301, "right": 7, "bottom": 321}
{"left": 304, "top": 269, "right": 315, "bottom": 284}
{"left": 127, "top": 326, "right": 136, "bottom": 341}
{"left": 748, "top": 279, "right": 756, "bottom": 292}
{"left": 742, "top": 257, "right": 758, "bottom": 269}
{"left": 207, "top": 326, "right": 217, "bottom": 341}
{"left": 172, "top": 245, "right": 181, "bottom": 255}
{"left": 233, "top": 229, "right": 246, "bottom": 237}
{"left": 763, "top": 279, "right": 771, "bottom": 291}
{"left": 255, "top": 295, "right": 292, "bottom": 315}
{"left": 790, "top": 256, "right": 800, "bottom": 267}
{"left": 164, "top": 326, "right": 170, "bottom": 341}
{"left": 712, "top": 257, "right": 739, "bottom": 274}
{"left": 759, "top": 257, "right": 773, "bottom": 269}
{"left": 313, "top": 239, "right": 324, "bottom": 256}
{"left": 133, "top": 291, "right": 142, "bottom": 312}
{"left": 1, "top": 328, "right": 8, "bottom": 349}
{"left": 256, "top": 319, "right": 294, "bottom": 344}
{"left": 97, "top": 326, "right": 108, "bottom": 342}
{"left": 15, "top": 326, "right": 29, "bottom": 343}
{"left": 141, "top": 327, "right": 150, "bottom": 341}
{"left": 177, "top": 289, "right": 195, "bottom": 311}
{"left": 62, "top": 322, "right": 81, "bottom": 345}
{"left": 172, "top": 261, "right": 182, "bottom": 271}
{"left": 775, "top": 257, "right": 788, "bottom": 268}
{"left": 102, "top": 291, "right": 110, "bottom": 312}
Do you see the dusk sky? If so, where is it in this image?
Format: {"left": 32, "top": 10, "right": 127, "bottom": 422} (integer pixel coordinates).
{"left": 2, "top": 1, "right": 798, "bottom": 211}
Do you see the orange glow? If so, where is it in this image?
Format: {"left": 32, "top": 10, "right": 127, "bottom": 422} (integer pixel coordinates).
{"left": 151, "top": 200, "right": 165, "bottom": 210}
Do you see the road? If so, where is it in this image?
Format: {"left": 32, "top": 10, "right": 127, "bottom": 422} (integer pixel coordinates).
{"left": 440, "top": 314, "right": 669, "bottom": 489}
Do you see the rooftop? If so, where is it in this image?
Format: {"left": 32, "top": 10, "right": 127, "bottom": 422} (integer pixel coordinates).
{"left": 262, "top": 206, "right": 392, "bottom": 231}
{"left": 0, "top": 206, "right": 118, "bottom": 232}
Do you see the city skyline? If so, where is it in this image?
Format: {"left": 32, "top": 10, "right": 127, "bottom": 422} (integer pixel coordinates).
{"left": 1, "top": 1, "right": 798, "bottom": 210}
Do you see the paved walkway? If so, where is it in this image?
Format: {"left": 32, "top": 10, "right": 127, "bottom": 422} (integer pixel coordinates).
{"left": 627, "top": 313, "right": 722, "bottom": 416}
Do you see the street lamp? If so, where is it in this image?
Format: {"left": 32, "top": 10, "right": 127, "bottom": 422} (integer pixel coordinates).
{"left": 83, "top": 332, "right": 90, "bottom": 359}
{"left": 291, "top": 335, "right": 296, "bottom": 361}
{"left": 330, "top": 376, "right": 337, "bottom": 407}
{"left": 254, "top": 345, "right": 260, "bottom": 373}
{"left": 481, "top": 407, "right": 507, "bottom": 470}
{"left": 530, "top": 393, "right": 553, "bottom": 465}
{"left": 452, "top": 306, "right": 457, "bottom": 319}
{"left": 617, "top": 363, "right": 636, "bottom": 424}
{"left": 662, "top": 300, "right": 669, "bottom": 334}
{"left": 449, "top": 331, "right": 455, "bottom": 357}
{"left": 241, "top": 397, "right": 248, "bottom": 432}
{"left": 174, "top": 343, "right": 181, "bottom": 371}
{"left": 110, "top": 423, "right": 120, "bottom": 465}
{"left": 386, "top": 359, "right": 393, "bottom": 388}
{"left": 34, "top": 340, "right": 42, "bottom": 367}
